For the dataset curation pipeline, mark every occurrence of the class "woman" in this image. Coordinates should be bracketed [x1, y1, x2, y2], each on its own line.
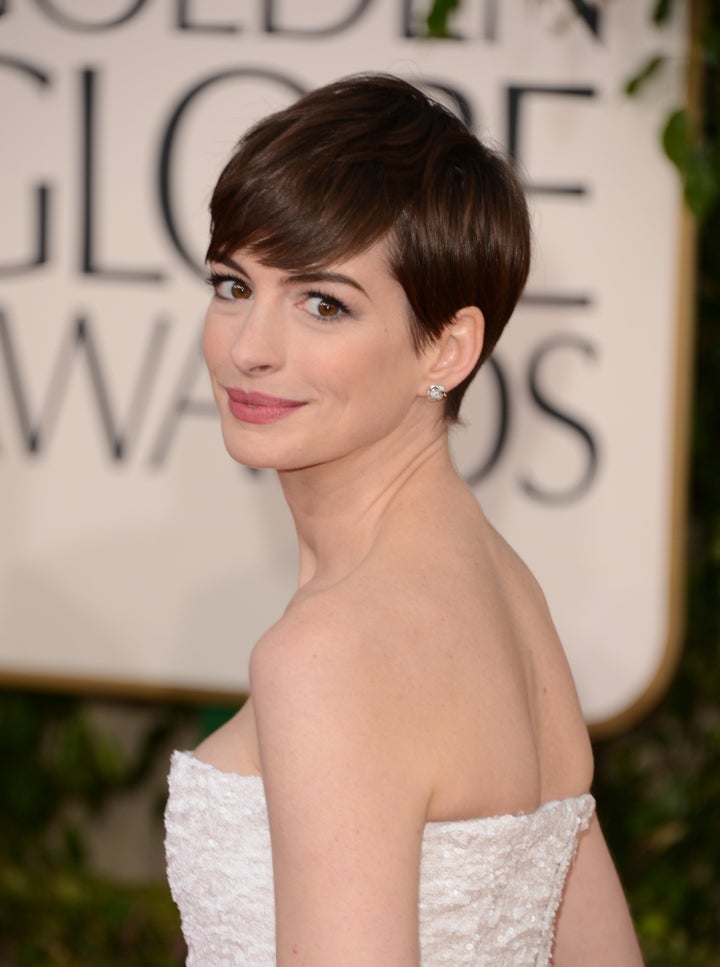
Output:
[165, 74, 643, 966]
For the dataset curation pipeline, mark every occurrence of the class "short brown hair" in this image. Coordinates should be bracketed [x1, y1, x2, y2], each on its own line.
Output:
[207, 74, 530, 421]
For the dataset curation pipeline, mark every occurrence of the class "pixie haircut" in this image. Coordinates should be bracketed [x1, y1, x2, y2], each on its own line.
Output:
[207, 74, 530, 421]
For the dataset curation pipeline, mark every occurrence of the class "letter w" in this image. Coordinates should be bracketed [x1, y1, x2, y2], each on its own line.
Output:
[0, 310, 168, 459]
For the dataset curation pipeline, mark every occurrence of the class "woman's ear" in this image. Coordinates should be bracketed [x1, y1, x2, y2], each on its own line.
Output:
[421, 306, 485, 393]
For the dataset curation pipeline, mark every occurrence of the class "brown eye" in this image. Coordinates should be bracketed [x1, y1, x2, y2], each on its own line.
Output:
[231, 281, 251, 300]
[208, 275, 254, 301]
[317, 299, 339, 317]
[303, 293, 350, 321]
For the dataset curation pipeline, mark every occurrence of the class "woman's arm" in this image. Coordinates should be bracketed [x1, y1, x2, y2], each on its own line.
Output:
[553, 814, 644, 966]
[250, 604, 432, 967]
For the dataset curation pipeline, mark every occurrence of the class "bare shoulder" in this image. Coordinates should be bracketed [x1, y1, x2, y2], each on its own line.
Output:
[248, 590, 431, 966]
[249, 577, 442, 828]
[249, 588, 381, 704]
[249, 585, 420, 745]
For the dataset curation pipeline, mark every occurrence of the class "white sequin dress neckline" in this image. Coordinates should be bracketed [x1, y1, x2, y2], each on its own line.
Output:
[166, 750, 594, 966]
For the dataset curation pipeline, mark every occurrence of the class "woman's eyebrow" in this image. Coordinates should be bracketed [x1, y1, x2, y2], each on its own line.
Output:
[214, 256, 369, 299]
[283, 270, 369, 298]
[217, 255, 247, 274]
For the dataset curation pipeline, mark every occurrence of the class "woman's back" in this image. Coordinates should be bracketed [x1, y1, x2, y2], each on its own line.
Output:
[276, 464, 594, 824]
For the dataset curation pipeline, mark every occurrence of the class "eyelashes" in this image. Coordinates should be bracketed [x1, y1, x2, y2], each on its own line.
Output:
[303, 291, 351, 320]
[206, 272, 352, 321]
[206, 272, 251, 301]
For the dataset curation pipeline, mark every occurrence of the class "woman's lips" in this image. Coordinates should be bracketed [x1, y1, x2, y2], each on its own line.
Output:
[225, 388, 306, 424]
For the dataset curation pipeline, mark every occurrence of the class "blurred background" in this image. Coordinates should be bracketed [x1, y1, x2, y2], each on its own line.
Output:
[1, 1, 718, 964]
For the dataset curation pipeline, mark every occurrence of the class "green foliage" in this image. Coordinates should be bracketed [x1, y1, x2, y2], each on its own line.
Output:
[425, 0, 461, 39]
[615, 1, 720, 222]
[653, 0, 678, 27]
[0, 873, 185, 967]
[624, 54, 668, 96]
[0, 692, 192, 965]
[426, 0, 720, 224]
[663, 108, 719, 220]
[593, 9, 720, 960]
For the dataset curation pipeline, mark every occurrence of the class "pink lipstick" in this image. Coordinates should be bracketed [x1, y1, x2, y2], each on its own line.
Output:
[225, 388, 306, 424]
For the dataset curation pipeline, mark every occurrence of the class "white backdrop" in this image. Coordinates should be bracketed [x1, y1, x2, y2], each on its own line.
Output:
[0, 1, 691, 732]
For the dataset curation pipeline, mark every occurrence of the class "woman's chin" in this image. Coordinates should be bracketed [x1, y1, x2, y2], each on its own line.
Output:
[220, 436, 308, 474]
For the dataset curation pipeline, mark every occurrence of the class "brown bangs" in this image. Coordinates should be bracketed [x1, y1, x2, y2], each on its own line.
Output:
[207, 154, 400, 272]
[206, 77, 433, 271]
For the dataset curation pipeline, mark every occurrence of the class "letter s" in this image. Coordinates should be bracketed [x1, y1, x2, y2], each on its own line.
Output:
[520, 334, 600, 504]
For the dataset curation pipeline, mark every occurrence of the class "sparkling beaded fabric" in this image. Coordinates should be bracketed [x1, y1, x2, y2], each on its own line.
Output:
[165, 751, 594, 966]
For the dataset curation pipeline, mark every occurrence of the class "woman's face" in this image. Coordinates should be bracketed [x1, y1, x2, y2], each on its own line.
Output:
[203, 240, 437, 472]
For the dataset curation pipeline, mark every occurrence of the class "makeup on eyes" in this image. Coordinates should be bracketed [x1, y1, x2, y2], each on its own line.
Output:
[302, 291, 351, 319]
[206, 272, 251, 300]
[206, 269, 353, 320]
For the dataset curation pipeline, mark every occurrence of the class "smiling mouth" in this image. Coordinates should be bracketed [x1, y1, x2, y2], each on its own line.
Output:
[225, 388, 306, 424]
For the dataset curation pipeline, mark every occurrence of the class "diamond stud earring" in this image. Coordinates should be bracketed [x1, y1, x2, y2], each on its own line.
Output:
[426, 384, 447, 402]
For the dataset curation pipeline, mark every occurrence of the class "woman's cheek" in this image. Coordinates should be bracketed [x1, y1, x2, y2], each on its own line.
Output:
[202, 317, 224, 370]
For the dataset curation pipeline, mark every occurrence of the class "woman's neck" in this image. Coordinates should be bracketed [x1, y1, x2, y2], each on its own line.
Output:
[278, 427, 455, 589]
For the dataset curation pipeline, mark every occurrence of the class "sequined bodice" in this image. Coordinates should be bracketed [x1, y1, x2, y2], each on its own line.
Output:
[165, 751, 594, 966]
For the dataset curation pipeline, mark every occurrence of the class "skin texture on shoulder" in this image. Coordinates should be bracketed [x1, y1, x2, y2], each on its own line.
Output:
[250, 598, 431, 967]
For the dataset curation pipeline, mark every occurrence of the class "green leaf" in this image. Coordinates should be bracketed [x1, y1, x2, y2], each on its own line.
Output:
[652, 0, 675, 26]
[426, 0, 461, 38]
[662, 109, 720, 220]
[624, 54, 667, 97]
[662, 108, 693, 167]
[684, 154, 720, 222]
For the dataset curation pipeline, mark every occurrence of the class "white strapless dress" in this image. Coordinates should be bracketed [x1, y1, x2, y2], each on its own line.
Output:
[165, 751, 594, 966]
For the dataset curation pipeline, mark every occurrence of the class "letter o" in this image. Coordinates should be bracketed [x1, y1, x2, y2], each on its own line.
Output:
[31, 0, 150, 30]
[158, 68, 307, 276]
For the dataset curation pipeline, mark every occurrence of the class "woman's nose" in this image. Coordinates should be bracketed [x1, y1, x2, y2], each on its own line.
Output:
[229, 301, 285, 375]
